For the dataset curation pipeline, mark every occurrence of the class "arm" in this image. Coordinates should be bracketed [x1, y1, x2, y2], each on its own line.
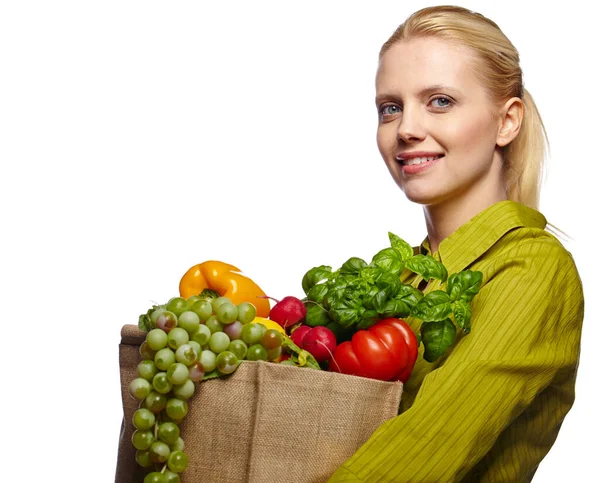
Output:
[329, 243, 584, 482]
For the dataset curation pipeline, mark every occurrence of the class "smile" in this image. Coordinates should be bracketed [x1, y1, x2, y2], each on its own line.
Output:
[397, 155, 444, 166]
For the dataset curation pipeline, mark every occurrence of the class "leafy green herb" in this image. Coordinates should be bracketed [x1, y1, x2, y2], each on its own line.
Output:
[301, 231, 483, 362]
[138, 304, 164, 333]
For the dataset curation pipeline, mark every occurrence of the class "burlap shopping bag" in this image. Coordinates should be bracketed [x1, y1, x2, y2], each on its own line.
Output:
[116, 324, 403, 482]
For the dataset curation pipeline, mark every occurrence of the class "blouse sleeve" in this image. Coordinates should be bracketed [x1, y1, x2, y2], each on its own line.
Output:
[328, 240, 584, 482]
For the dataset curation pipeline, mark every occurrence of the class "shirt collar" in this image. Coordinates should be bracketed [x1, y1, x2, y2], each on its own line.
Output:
[419, 200, 547, 275]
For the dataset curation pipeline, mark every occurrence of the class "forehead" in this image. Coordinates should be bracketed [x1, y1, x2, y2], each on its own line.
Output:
[376, 37, 481, 94]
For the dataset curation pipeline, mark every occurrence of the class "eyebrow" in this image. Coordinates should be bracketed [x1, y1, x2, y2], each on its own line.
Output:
[375, 84, 458, 105]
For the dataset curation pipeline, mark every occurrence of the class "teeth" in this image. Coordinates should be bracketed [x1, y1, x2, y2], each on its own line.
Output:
[399, 155, 442, 166]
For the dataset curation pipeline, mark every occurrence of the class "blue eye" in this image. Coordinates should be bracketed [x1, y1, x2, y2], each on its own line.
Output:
[431, 97, 452, 108]
[380, 104, 401, 117]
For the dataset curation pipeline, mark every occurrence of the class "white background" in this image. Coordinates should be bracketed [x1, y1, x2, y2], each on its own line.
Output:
[1, 1, 597, 481]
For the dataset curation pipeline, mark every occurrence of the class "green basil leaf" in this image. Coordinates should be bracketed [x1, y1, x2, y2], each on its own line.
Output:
[371, 289, 389, 313]
[388, 231, 415, 261]
[405, 254, 448, 282]
[378, 298, 412, 318]
[301, 265, 332, 294]
[452, 299, 472, 333]
[376, 271, 402, 298]
[325, 321, 354, 343]
[359, 266, 384, 284]
[340, 257, 368, 275]
[447, 270, 483, 302]
[330, 306, 361, 328]
[371, 247, 405, 275]
[362, 285, 381, 310]
[421, 319, 456, 362]
[307, 283, 329, 304]
[411, 290, 452, 322]
[356, 309, 379, 329]
[395, 284, 424, 309]
[305, 303, 332, 327]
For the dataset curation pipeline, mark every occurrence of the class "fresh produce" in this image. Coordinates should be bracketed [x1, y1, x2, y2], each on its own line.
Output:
[302, 232, 482, 361]
[178, 261, 271, 317]
[289, 325, 337, 363]
[329, 318, 418, 381]
[262, 295, 306, 329]
[131, 294, 287, 480]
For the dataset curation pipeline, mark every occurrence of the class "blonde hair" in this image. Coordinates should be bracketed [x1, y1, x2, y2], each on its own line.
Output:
[380, 6, 548, 210]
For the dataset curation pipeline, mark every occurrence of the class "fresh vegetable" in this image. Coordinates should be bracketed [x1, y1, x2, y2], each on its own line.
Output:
[329, 318, 417, 382]
[302, 232, 482, 361]
[179, 261, 270, 318]
[263, 295, 306, 329]
[288, 325, 337, 363]
[250, 316, 286, 335]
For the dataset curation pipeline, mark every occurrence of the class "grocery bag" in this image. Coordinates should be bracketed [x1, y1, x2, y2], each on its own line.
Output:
[116, 324, 403, 483]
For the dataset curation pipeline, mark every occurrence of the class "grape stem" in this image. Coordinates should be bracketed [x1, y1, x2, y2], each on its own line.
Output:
[161, 464, 167, 474]
[154, 420, 159, 441]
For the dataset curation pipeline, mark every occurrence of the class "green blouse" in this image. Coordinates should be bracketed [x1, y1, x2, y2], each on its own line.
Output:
[328, 200, 584, 482]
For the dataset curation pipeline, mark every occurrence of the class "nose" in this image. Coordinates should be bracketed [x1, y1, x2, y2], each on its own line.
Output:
[396, 104, 425, 144]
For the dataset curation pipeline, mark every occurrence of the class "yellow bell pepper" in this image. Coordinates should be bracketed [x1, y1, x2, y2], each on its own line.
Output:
[179, 261, 270, 318]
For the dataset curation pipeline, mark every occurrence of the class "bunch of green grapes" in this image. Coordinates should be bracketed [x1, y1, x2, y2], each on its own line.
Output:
[128, 295, 284, 483]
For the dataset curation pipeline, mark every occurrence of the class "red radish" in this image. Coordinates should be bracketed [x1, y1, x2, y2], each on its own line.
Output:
[297, 326, 337, 363]
[290, 325, 312, 347]
[262, 295, 306, 329]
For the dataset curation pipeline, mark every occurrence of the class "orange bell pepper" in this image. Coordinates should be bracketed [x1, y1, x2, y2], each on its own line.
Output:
[179, 261, 270, 318]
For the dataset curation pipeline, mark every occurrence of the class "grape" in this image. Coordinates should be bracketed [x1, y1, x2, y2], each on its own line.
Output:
[132, 408, 155, 430]
[155, 311, 178, 333]
[137, 360, 158, 381]
[236, 302, 257, 324]
[188, 361, 205, 382]
[158, 422, 180, 445]
[260, 329, 283, 350]
[223, 320, 243, 340]
[177, 311, 200, 334]
[147, 328, 168, 351]
[241, 324, 264, 346]
[167, 363, 189, 385]
[132, 429, 154, 450]
[168, 327, 190, 350]
[191, 300, 213, 321]
[152, 372, 173, 394]
[170, 437, 185, 452]
[163, 470, 181, 483]
[188, 340, 201, 356]
[144, 472, 167, 483]
[205, 315, 224, 334]
[150, 308, 166, 326]
[172, 379, 195, 399]
[246, 344, 268, 361]
[129, 378, 152, 400]
[149, 440, 171, 463]
[186, 295, 202, 308]
[216, 302, 238, 324]
[175, 344, 198, 366]
[267, 346, 282, 361]
[154, 348, 176, 371]
[135, 449, 153, 468]
[166, 297, 188, 317]
[190, 325, 211, 345]
[211, 296, 231, 312]
[145, 391, 168, 414]
[166, 398, 188, 420]
[199, 349, 216, 371]
[216, 351, 239, 374]
[228, 339, 248, 360]
[140, 341, 157, 361]
[168, 450, 189, 473]
[209, 332, 231, 353]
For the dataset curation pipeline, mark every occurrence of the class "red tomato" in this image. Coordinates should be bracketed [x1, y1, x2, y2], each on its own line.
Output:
[329, 318, 418, 382]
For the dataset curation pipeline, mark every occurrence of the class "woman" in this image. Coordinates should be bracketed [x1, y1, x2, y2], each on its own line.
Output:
[328, 6, 584, 482]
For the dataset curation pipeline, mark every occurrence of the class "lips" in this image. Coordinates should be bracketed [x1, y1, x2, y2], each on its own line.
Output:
[396, 154, 445, 166]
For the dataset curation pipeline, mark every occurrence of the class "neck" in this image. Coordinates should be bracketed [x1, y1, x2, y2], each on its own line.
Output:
[423, 171, 507, 253]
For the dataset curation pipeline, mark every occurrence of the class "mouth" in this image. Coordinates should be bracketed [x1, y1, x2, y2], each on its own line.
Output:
[396, 154, 445, 166]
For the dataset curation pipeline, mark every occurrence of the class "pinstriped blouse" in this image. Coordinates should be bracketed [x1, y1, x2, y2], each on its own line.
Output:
[328, 200, 584, 482]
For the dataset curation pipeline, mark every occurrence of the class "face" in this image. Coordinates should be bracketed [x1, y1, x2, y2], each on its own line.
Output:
[375, 37, 505, 207]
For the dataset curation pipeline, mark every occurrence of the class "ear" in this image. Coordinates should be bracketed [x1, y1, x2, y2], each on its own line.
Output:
[496, 97, 524, 147]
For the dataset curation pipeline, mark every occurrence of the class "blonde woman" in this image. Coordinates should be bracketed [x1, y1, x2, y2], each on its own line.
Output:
[329, 6, 584, 482]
